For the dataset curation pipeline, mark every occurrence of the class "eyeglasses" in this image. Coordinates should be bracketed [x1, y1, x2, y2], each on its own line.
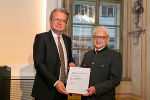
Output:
[93, 36, 108, 40]
[51, 18, 67, 24]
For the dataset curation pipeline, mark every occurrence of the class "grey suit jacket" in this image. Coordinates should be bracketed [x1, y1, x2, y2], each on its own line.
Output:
[81, 47, 122, 100]
[31, 30, 74, 100]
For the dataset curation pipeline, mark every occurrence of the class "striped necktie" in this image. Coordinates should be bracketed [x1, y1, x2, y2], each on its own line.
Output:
[57, 36, 66, 83]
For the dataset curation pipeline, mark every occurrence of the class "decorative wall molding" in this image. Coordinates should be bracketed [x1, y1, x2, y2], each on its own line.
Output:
[128, 0, 146, 45]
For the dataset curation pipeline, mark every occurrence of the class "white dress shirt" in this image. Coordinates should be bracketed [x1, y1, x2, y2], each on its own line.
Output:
[51, 30, 68, 86]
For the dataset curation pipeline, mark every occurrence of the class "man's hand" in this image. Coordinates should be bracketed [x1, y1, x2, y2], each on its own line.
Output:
[55, 81, 69, 95]
[69, 62, 76, 67]
[82, 86, 96, 96]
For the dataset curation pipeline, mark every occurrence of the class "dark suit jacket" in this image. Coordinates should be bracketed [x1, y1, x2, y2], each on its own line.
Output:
[81, 47, 122, 100]
[31, 30, 74, 100]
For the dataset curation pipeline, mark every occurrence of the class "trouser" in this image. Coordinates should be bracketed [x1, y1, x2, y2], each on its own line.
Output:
[35, 92, 67, 100]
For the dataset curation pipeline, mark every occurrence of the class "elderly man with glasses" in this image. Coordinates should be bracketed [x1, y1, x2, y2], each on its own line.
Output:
[81, 26, 122, 100]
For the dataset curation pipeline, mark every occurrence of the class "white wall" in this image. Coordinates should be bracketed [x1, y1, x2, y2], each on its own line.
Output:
[0, 0, 60, 77]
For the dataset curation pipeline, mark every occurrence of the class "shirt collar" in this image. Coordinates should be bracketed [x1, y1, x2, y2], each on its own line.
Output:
[95, 46, 105, 51]
[51, 30, 62, 38]
[94, 46, 108, 54]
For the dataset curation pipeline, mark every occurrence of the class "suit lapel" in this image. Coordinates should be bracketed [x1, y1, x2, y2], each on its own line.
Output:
[47, 30, 60, 58]
[47, 31, 69, 63]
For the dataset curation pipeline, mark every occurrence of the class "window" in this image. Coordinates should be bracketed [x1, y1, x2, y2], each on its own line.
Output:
[69, 0, 122, 65]
[102, 6, 115, 17]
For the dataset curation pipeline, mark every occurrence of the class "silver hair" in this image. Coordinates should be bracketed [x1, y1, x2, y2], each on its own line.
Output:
[93, 26, 109, 36]
[50, 8, 69, 20]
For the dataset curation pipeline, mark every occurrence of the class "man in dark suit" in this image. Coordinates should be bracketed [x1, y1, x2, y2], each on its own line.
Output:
[31, 8, 75, 100]
[81, 26, 122, 100]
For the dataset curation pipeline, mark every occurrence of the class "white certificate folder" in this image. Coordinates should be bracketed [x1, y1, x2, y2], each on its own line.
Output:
[66, 67, 90, 94]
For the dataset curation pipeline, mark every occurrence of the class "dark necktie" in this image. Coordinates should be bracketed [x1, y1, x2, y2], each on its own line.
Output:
[96, 49, 99, 54]
[57, 36, 66, 83]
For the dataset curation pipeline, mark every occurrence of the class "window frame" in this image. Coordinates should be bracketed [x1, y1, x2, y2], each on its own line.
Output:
[67, 0, 123, 66]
